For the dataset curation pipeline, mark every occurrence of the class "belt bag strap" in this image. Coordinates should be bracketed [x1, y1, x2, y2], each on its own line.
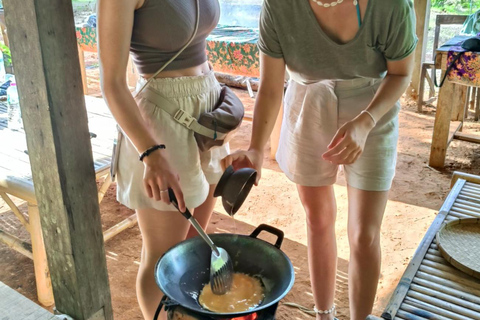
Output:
[142, 87, 228, 140]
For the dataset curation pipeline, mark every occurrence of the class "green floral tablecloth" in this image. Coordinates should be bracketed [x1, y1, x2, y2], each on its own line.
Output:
[75, 25, 260, 78]
[76, 27, 97, 52]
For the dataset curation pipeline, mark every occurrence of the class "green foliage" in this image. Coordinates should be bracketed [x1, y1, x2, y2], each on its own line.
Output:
[432, 0, 479, 14]
[0, 43, 11, 66]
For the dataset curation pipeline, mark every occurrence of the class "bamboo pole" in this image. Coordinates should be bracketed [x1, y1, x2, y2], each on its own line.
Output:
[465, 182, 480, 189]
[28, 203, 54, 306]
[464, 184, 480, 192]
[103, 213, 138, 242]
[0, 228, 33, 259]
[450, 207, 480, 218]
[410, 284, 480, 315]
[451, 172, 480, 187]
[400, 303, 451, 320]
[427, 248, 442, 257]
[424, 253, 447, 264]
[416, 271, 480, 297]
[462, 186, 480, 195]
[452, 201, 480, 211]
[461, 187, 480, 194]
[419, 265, 480, 290]
[448, 211, 472, 219]
[422, 259, 471, 276]
[463, 185, 480, 195]
[413, 276, 480, 305]
[406, 291, 479, 319]
[454, 199, 480, 210]
[458, 193, 480, 203]
[97, 174, 112, 203]
[396, 310, 429, 320]
[0, 191, 30, 232]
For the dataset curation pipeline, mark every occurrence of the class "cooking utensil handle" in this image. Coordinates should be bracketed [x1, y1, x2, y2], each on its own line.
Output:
[188, 217, 221, 256]
[249, 224, 284, 249]
[168, 189, 221, 256]
[168, 188, 192, 219]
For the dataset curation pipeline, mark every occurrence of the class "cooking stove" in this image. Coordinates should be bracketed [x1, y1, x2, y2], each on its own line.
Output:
[163, 296, 278, 320]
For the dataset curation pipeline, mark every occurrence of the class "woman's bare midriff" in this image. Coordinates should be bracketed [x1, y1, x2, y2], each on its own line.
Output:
[141, 61, 211, 79]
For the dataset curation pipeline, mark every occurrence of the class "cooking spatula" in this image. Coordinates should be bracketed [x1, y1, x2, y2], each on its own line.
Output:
[168, 189, 234, 295]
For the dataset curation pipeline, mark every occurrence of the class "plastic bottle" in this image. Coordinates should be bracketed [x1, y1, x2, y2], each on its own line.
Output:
[7, 82, 22, 130]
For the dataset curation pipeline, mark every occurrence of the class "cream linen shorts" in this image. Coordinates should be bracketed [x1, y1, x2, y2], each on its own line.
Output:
[277, 78, 400, 191]
[116, 70, 229, 211]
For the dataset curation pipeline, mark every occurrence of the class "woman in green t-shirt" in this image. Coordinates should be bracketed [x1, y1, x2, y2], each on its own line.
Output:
[223, 0, 417, 319]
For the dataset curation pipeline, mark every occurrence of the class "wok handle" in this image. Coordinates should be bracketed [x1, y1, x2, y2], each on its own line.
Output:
[249, 224, 284, 249]
[153, 296, 167, 320]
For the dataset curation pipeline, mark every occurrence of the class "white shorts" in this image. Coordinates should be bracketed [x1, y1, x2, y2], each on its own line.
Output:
[116, 70, 229, 211]
[277, 78, 400, 191]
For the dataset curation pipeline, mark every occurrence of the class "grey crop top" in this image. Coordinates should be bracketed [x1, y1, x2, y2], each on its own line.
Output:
[130, 0, 220, 74]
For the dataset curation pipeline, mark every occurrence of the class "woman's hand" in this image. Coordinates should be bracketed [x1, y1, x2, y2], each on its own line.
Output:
[322, 112, 375, 165]
[222, 148, 264, 185]
[142, 150, 186, 212]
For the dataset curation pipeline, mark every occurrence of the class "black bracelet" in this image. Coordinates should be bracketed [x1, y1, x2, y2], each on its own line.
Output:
[139, 144, 166, 162]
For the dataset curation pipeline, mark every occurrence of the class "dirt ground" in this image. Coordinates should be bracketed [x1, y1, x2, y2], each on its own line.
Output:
[1, 52, 480, 320]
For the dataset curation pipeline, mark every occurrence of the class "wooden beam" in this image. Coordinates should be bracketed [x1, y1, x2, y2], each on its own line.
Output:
[453, 132, 480, 144]
[4, 0, 113, 319]
[78, 44, 88, 94]
[450, 84, 467, 121]
[451, 172, 480, 187]
[0, 192, 30, 232]
[103, 213, 138, 242]
[0, 228, 33, 259]
[429, 79, 455, 168]
[410, 0, 431, 96]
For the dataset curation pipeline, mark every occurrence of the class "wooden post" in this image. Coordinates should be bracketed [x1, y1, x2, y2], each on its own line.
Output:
[410, 0, 431, 97]
[450, 84, 467, 121]
[78, 44, 88, 94]
[4, 1, 113, 319]
[429, 80, 454, 168]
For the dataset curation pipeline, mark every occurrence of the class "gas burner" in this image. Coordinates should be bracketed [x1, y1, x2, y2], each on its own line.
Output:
[164, 296, 278, 320]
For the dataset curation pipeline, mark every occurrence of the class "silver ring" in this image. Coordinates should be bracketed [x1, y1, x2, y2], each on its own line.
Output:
[160, 189, 168, 193]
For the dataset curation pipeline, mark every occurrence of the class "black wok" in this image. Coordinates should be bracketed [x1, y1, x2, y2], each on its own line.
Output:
[154, 224, 295, 319]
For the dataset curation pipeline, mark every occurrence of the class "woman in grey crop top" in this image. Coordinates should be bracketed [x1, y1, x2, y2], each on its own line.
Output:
[224, 0, 417, 319]
[97, 1, 227, 319]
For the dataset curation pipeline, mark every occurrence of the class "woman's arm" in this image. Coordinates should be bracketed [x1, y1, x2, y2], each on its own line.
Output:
[223, 53, 285, 183]
[250, 53, 286, 151]
[98, 0, 154, 153]
[97, 0, 185, 210]
[322, 54, 415, 164]
[364, 54, 415, 126]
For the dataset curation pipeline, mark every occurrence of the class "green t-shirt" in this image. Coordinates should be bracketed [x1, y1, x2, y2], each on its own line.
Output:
[257, 0, 418, 84]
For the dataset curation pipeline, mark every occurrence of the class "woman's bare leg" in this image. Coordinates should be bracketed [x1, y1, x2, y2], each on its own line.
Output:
[297, 185, 337, 320]
[136, 208, 191, 320]
[347, 185, 388, 320]
[186, 185, 217, 239]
